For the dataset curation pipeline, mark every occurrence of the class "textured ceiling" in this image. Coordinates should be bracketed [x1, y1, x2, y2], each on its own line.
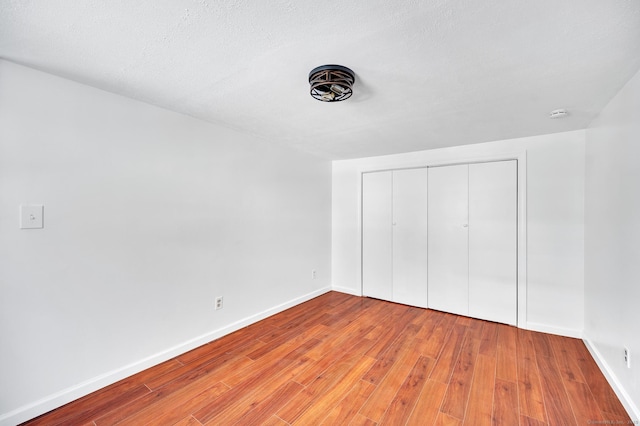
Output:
[1, 0, 639, 159]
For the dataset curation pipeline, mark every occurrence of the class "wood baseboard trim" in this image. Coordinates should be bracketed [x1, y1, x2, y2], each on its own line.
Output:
[0, 287, 332, 426]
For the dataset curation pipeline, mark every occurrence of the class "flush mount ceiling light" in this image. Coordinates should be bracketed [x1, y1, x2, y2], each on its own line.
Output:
[309, 65, 355, 102]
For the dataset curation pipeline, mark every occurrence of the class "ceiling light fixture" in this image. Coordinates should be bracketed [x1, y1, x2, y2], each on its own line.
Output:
[309, 65, 355, 102]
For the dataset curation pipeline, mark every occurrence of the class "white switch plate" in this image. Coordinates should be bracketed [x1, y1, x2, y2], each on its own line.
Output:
[20, 205, 44, 229]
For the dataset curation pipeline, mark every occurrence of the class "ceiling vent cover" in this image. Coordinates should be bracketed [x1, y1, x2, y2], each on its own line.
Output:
[309, 65, 355, 102]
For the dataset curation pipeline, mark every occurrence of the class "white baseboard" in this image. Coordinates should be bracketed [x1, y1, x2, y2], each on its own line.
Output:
[0, 287, 331, 426]
[583, 338, 640, 422]
[525, 321, 583, 339]
[331, 285, 362, 296]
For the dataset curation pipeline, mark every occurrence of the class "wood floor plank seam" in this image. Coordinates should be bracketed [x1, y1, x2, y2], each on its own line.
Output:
[378, 355, 436, 425]
[460, 349, 494, 424]
[320, 379, 376, 426]
[516, 329, 548, 423]
[439, 326, 481, 421]
[492, 324, 522, 425]
[549, 352, 581, 426]
[430, 323, 467, 385]
[427, 317, 455, 362]
[530, 346, 549, 425]
[512, 330, 523, 426]
[193, 339, 322, 424]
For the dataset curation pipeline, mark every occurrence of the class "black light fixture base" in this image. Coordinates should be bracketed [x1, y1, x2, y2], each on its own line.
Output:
[309, 65, 355, 102]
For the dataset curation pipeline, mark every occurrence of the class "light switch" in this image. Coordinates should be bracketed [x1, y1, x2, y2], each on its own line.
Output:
[20, 205, 44, 229]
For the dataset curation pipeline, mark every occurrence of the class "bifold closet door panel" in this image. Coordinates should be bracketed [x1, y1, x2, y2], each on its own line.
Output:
[427, 164, 469, 316]
[362, 171, 393, 300]
[392, 168, 428, 308]
[468, 161, 517, 325]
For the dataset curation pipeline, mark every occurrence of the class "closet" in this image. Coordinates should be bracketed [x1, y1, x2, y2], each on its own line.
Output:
[428, 160, 517, 325]
[362, 160, 517, 325]
[362, 168, 428, 308]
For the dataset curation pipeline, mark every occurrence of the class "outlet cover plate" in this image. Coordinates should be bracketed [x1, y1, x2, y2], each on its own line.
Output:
[625, 347, 631, 368]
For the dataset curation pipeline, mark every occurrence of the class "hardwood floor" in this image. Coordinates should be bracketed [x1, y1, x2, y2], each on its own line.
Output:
[23, 292, 630, 425]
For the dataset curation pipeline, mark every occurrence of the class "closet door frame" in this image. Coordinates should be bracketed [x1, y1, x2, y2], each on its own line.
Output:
[360, 150, 527, 328]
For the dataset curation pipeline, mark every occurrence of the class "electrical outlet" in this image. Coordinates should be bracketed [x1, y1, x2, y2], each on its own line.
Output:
[20, 204, 44, 229]
[312, 269, 317, 280]
[215, 296, 223, 310]
[624, 347, 631, 368]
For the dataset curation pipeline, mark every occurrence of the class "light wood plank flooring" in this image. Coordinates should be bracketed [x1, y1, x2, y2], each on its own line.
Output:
[23, 292, 630, 425]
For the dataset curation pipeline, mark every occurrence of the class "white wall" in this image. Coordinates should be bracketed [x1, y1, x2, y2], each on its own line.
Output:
[584, 68, 640, 420]
[0, 60, 332, 425]
[332, 130, 585, 336]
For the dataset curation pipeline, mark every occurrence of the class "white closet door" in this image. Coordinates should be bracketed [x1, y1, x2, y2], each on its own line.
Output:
[392, 168, 428, 308]
[428, 164, 469, 316]
[468, 161, 517, 325]
[362, 171, 393, 300]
